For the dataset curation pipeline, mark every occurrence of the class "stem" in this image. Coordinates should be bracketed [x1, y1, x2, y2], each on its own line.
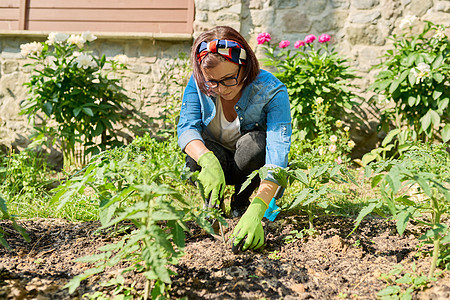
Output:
[143, 196, 153, 299]
[429, 237, 440, 278]
[308, 203, 314, 230]
[428, 194, 442, 278]
[144, 280, 150, 300]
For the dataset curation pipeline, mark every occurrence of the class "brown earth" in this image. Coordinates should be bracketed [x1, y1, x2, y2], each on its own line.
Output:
[0, 214, 449, 299]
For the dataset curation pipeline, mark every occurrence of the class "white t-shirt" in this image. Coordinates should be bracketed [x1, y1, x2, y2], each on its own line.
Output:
[205, 97, 242, 151]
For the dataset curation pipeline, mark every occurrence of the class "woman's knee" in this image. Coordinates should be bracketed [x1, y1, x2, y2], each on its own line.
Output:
[235, 131, 266, 171]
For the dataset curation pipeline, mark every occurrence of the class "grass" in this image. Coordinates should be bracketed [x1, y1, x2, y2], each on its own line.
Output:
[1, 148, 379, 225]
[5, 193, 99, 222]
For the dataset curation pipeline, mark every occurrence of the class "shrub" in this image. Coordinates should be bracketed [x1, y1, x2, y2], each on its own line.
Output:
[369, 19, 449, 152]
[20, 32, 133, 170]
[257, 32, 360, 141]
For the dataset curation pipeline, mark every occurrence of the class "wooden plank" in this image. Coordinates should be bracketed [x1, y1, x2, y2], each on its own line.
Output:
[28, 8, 189, 22]
[0, 20, 19, 29]
[0, 0, 20, 8]
[27, 21, 191, 33]
[0, 8, 20, 20]
[28, 0, 189, 9]
[186, 0, 194, 34]
[18, 0, 27, 29]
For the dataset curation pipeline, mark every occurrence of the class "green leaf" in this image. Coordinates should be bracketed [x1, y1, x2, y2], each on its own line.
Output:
[12, 220, 30, 242]
[73, 107, 82, 117]
[442, 124, 450, 143]
[377, 285, 401, 296]
[0, 233, 12, 251]
[421, 110, 432, 131]
[385, 173, 401, 194]
[362, 152, 378, 166]
[64, 266, 105, 294]
[433, 72, 443, 83]
[396, 273, 412, 284]
[92, 123, 104, 136]
[408, 96, 416, 106]
[430, 109, 440, 126]
[82, 107, 94, 117]
[43, 102, 53, 116]
[389, 79, 401, 94]
[349, 200, 380, 236]
[408, 71, 416, 86]
[151, 210, 180, 221]
[438, 98, 449, 112]
[371, 79, 391, 91]
[294, 170, 309, 185]
[377, 70, 394, 79]
[170, 221, 186, 249]
[432, 89, 443, 100]
[0, 194, 8, 217]
[371, 174, 384, 188]
[290, 188, 310, 209]
[395, 209, 411, 235]
[432, 53, 443, 69]
[382, 129, 401, 147]
[415, 176, 432, 198]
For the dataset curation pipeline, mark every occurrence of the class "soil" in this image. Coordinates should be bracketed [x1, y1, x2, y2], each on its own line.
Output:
[0, 214, 449, 300]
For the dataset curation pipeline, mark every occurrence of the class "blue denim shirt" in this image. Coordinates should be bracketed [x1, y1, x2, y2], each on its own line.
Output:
[177, 69, 292, 184]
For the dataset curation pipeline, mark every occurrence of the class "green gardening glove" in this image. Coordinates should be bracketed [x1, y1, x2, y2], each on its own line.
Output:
[230, 197, 268, 253]
[197, 151, 226, 208]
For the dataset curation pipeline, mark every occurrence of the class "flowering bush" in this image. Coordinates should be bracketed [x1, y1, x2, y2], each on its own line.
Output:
[20, 32, 132, 169]
[257, 32, 359, 142]
[369, 19, 450, 149]
[288, 94, 355, 166]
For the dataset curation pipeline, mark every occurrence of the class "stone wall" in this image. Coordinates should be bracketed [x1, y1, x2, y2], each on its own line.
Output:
[194, 0, 449, 155]
[0, 33, 192, 152]
[195, 0, 449, 88]
[0, 0, 449, 158]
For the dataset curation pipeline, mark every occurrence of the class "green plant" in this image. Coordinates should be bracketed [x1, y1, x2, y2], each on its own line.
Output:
[0, 147, 53, 202]
[289, 98, 356, 165]
[369, 19, 449, 156]
[337, 292, 348, 299]
[257, 32, 360, 141]
[354, 143, 449, 278]
[377, 263, 435, 299]
[245, 162, 356, 230]
[53, 134, 223, 298]
[20, 32, 133, 170]
[150, 53, 192, 138]
[0, 193, 30, 250]
[268, 250, 282, 260]
[283, 228, 317, 244]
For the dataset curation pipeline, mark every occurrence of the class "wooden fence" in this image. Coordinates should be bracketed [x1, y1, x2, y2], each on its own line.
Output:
[0, 0, 194, 34]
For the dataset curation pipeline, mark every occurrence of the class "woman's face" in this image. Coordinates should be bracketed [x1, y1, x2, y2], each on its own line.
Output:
[201, 61, 244, 102]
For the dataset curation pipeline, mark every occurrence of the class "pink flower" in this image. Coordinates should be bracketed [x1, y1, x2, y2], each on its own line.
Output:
[318, 34, 331, 43]
[257, 32, 271, 44]
[294, 40, 305, 48]
[278, 40, 290, 48]
[335, 156, 343, 165]
[304, 34, 316, 43]
[328, 144, 337, 153]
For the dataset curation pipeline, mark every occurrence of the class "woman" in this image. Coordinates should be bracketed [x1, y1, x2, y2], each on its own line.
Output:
[177, 26, 291, 252]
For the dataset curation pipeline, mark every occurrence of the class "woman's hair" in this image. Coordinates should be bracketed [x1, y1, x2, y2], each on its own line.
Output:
[191, 26, 260, 94]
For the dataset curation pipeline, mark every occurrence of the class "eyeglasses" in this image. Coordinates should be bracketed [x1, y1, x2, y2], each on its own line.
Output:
[205, 65, 241, 89]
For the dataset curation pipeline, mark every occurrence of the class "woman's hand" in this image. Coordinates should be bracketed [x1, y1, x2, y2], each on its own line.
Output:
[230, 197, 268, 253]
[197, 151, 226, 208]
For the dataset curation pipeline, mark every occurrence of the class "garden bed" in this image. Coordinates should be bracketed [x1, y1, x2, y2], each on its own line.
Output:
[0, 214, 448, 299]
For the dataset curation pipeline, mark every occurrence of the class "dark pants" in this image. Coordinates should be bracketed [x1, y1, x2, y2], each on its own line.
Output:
[186, 131, 266, 209]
